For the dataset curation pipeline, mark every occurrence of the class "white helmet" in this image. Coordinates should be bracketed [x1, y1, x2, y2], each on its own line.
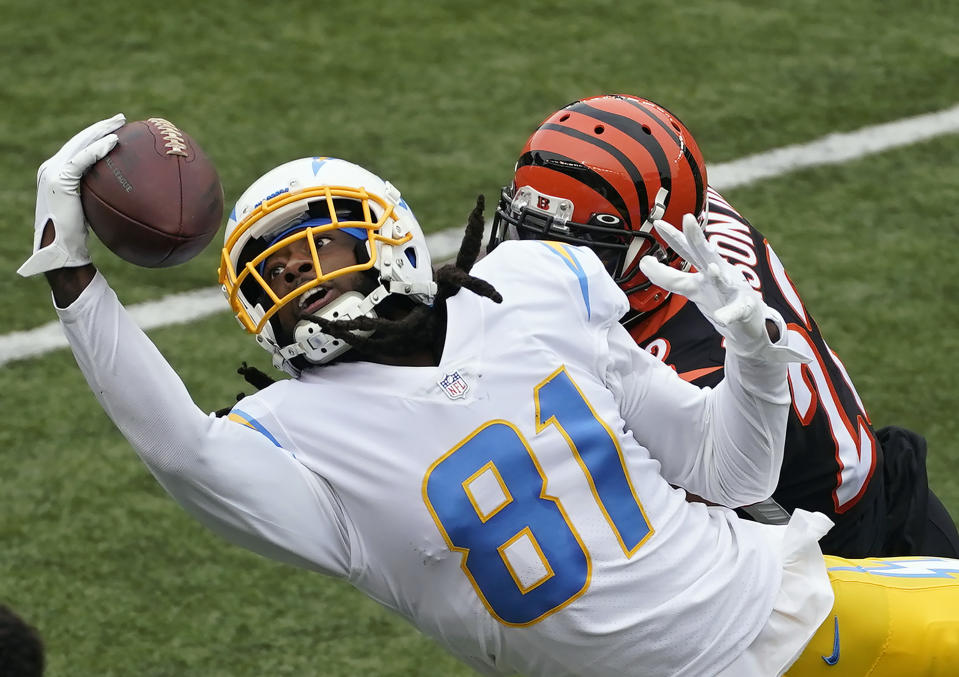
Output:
[218, 157, 436, 375]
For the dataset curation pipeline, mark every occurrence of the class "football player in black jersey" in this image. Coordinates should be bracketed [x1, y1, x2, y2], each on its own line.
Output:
[488, 93, 959, 558]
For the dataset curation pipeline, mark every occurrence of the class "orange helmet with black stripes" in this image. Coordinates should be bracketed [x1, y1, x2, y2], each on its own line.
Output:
[488, 94, 708, 318]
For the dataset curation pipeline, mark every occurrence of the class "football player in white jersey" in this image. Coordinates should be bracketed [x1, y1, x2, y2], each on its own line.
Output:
[19, 115, 959, 676]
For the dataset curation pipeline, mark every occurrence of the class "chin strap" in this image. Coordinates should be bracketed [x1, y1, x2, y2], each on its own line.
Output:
[277, 288, 382, 371]
[213, 361, 278, 417]
[387, 278, 438, 298]
[623, 187, 669, 274]
[273, 277, 439, 374]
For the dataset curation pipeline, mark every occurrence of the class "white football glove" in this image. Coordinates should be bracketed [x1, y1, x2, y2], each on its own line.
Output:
[17, 113, 125, 277]
[639, 213, 810, 363]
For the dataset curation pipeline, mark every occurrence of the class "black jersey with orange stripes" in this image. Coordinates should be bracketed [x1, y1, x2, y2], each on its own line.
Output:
[626, 187, 885, 557]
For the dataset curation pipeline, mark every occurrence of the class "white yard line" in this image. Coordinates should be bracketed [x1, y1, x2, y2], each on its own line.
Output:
[707, 104, 959, 189]
[5, 103, 959, 367]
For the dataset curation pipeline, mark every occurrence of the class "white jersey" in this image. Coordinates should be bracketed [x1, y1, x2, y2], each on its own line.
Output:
[56, 240, 833, 676]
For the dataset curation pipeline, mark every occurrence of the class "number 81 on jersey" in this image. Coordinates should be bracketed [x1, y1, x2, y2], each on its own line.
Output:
[423, 367, 652, 626]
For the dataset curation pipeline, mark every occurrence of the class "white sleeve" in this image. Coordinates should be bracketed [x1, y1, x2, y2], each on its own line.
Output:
[604, 321, 790, 507]
[55, 272, 351, 576]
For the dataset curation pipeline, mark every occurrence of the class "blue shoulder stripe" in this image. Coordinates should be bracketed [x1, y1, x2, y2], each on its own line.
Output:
[538, 241, 591, 320]
[228, 409, 284, 449]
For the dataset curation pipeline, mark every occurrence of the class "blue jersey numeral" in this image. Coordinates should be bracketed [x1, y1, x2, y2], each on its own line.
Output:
[536, 367, 651, 555]
[423, 367, 652, 625]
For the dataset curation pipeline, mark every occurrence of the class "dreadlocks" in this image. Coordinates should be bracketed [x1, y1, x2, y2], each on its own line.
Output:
[216, 195, 500, 416]
[306, 194, 501, 357]
[213, 361, 278, 417]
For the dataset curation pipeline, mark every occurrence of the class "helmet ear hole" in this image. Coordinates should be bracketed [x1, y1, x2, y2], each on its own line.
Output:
[592, 214, 621, 227]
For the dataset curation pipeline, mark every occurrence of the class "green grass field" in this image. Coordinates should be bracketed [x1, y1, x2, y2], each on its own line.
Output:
[2, 0, 959, 674]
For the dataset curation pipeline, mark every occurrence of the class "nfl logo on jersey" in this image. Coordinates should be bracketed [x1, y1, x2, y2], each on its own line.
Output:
[438, 371, 469, 400]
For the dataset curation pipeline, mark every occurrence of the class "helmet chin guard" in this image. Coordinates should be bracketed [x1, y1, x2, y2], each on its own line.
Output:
[283, 290, 376, 369]
[219, 157, 436, 376]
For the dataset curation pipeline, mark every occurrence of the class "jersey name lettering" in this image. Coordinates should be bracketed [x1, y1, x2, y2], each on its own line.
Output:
[703, 190, 762, 290]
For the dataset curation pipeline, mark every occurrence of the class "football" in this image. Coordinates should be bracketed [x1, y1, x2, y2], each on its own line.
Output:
[80, 117, 225, 268]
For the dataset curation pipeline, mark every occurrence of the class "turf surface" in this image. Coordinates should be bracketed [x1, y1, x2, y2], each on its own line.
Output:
[2, 1, 958, 674]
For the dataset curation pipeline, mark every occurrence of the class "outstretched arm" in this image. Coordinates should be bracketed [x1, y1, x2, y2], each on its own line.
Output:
[20, 117, 351, 576]
[608, 321, 793, 506]
[612, 214, 811, 506]
[54, 272, 350, 575]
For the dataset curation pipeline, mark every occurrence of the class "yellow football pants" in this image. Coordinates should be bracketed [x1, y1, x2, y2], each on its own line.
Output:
[786, 556, 959, 676]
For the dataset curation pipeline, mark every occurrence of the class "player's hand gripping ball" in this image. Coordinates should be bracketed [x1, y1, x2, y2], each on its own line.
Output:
[80, 118, 224, 267]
